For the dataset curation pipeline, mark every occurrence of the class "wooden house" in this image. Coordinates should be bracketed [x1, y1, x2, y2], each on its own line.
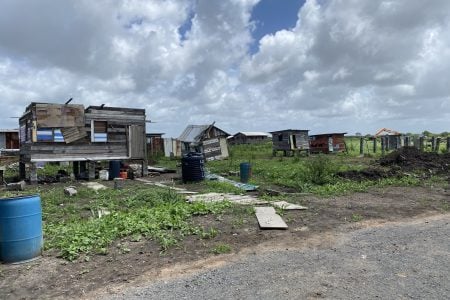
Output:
[19, 102, 147, 182]
[178, 124, 230, 160]
[0, 129, 19, 156]
[309, 133, 347, 154]
[270, 129, 310, 156]
[229, 132, 271, 145]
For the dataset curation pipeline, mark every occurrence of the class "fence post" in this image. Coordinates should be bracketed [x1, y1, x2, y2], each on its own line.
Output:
[373, 138, 377, 153]
[431, 137, 436, 152]
[404, 136, 409, 147]
[381, 137, 385, 155]
[419, 136, 424, 152]
[447, 137, 450, 153]
[359, 138, 364, 155]
[435, 137, 441, 153]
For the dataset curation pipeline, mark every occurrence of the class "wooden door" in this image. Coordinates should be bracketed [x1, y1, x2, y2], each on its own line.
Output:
[128, 125, 145, 159]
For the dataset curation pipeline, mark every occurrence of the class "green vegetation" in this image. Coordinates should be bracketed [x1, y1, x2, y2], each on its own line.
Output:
[27, 185, 232, 261]
[210, 243, 232, 254]
[351, 213, 363, 222]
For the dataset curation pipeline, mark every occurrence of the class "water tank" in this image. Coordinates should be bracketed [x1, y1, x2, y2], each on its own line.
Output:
[181, 153, 205, 183]
[0, 194, 43, 263]
[240, 162, 252, 183]
[109, 160, 121, 180]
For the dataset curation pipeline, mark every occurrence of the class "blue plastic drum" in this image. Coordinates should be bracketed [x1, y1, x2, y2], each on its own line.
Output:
[0, 194, 43, 263]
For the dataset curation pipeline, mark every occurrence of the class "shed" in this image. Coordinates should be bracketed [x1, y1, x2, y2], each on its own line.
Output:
[229, 132, 271, 145]
[0, 129, 19, 156]
[178, 124, 230, 160]
[270, 129, 310, 156]
[309, 133, 347, 154]
[146, 133, 165, 158]
[19, 102, 148, 182]
[374, 128, 401, 150]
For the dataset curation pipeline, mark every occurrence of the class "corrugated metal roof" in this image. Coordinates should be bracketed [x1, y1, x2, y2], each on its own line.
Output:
[236, 132, 271, 137]
[178, 125, 210, 143]
[269, 129, 309, 134]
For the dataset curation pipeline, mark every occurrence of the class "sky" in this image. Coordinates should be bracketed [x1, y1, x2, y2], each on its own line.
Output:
[0, 0, 449, 137]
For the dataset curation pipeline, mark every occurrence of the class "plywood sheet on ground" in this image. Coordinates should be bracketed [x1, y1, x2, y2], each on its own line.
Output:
[272, 201, 308, 210]
[255, 206, 288, 229]
[186, 192, 268, 205]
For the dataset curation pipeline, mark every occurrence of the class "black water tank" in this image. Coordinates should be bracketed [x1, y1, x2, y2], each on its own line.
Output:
[181, 152, 205, 183]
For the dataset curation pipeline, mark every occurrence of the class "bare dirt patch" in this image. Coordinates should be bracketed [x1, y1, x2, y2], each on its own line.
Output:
[1, 184, 449, 300]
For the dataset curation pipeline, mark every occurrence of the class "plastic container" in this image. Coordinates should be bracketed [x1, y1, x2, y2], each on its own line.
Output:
[240, 162, 252, 183]
[0, 194, 43, 263]
[181, 152, 205, 183]
[99, 170, 109, 181]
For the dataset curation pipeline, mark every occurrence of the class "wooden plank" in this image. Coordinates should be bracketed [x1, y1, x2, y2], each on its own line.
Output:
[61, 127, 87, 143]
[255, 207, 288, 229]
[35, 104, 85, 127]
[272, 201, 308, 210]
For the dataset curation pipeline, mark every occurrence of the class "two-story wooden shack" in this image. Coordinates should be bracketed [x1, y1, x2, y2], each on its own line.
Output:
[309, 133, 347, 154]
[270, 129, 310, 156]
[19, 102, 147, 182]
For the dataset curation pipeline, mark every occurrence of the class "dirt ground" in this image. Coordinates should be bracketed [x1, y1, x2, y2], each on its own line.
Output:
[1, 182, 449, 299]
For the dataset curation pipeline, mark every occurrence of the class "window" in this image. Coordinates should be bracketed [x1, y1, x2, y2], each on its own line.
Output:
[278, 134, 283, 142]
[91, 121, 107, 142]
[36, 128, 65, 142]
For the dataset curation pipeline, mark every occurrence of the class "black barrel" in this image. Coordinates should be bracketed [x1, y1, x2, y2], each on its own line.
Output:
[181, 152, 205, 183]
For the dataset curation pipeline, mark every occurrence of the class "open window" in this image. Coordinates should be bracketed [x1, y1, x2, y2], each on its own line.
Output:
[91, 121, 107, 142]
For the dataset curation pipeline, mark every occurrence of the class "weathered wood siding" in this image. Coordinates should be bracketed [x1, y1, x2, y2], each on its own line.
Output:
[271, 130, 309, 151]
[20, 103, 147, 163]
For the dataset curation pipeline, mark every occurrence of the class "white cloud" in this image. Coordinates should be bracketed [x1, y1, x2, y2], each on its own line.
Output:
[0, 0, 449, 135]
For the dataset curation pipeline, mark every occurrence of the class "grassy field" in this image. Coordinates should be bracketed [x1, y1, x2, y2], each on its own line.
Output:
[1, 139, 447, 261]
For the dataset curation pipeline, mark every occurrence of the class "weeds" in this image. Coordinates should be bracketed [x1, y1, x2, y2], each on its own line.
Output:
[210, 243, 232, 254]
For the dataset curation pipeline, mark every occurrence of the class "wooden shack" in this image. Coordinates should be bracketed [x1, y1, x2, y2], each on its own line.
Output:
[19, 102, 147, 182]
[229, 132, 271, 145]
[309, 133, 347, 154]
[270, 129, 309, 156]
[146, 133, 165, 158]
[178, 124, 230, 160]
[0, 129, 19, 156]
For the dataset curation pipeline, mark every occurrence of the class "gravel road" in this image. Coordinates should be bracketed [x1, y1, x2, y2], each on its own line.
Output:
[110, 215, 450, 300]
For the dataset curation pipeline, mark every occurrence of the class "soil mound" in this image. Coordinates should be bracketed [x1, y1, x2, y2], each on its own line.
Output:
[336, 168, 394, 181]
[379, 146, 450, 174]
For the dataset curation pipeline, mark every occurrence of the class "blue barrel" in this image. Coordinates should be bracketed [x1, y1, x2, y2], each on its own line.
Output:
[0, 194, 43, 263]
[240, 162, 252, 183]
[109, 160, 121, 180]
[182, 153, 205, 183]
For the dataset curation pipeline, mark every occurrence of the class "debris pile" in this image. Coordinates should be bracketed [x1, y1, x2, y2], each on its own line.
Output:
[379, 146, 450, 174]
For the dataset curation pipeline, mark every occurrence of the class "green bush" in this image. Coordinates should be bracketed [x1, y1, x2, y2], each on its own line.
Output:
[304, 154, 336, 185]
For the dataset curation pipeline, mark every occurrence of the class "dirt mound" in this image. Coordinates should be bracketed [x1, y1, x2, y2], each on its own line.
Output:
[336, 168, 396, 181]
[379, 146, 450, 174]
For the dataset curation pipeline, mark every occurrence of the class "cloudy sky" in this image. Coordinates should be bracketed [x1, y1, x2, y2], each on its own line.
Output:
[0, 0, 449, 137]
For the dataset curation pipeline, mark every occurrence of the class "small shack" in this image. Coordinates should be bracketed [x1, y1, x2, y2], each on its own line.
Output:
[229, 132, 271, 145]
[19, 102, 148, 182]
[309, 133, 347, 154]
[270, 129, 310, 156]
[178, 124, 230, 160]
[374, 128, 401, 150]
[0, 129, 19, 156]
[146, 133, 165, 158]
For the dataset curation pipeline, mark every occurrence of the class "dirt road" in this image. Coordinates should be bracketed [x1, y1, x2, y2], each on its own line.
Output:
[107, 214, 450, 300]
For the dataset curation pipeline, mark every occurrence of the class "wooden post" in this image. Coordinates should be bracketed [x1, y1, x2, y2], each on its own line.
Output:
[142, 159, 148, 177]
[359, 138, 364, 155]
[435, 138, 441, 153]
[19, 162, 26, 180]
[404, 136, 409, 147]
[30, 163, 38, 184]
[73, 161, 80, 179]
[381, 137, 385, 155]
[88, 161, 96, 180]
[419, 137, 424, 152]
[431, 137, 436, 152]
[447, 137, 450, 153]
[373, 138, 377, 153]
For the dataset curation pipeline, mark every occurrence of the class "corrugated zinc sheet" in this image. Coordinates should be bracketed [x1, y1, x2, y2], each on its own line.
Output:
[178, 125, 209, 143]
